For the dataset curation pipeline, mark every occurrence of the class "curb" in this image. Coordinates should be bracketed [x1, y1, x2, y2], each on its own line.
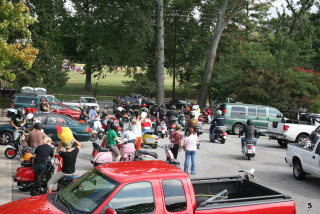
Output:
[0, 146, 12, 205]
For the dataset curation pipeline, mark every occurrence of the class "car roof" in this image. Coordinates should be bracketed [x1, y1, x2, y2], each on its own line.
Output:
[97, 160, 187, 183]
[223, 103, 276, 109]
[80, 97, 96, 99]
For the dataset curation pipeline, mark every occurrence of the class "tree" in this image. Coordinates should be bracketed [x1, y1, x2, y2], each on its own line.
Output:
[0, 0, 38, 81]
[12, 0, 69, 89]
[197, 0, 245, 109]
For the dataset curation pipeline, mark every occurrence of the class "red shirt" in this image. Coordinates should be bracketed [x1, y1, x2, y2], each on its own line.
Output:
[169, 130, 182, 145]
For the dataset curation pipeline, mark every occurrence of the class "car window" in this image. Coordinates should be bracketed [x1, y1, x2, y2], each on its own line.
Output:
[162, 179, 187, 212]
[315, 143, 320, 155]
[15, 97, 38, 103]
[47, 116, 68, 125]
[269, 108, 281, 118]
[104, 182, 155, 214]
[55, 104, 66, 110]
[231, 106, 246, 119]
[34, 116, 46, 124]
[257, 107, 267, 117]
[81, 98, 96, 103]
[248, 107, 256, 117]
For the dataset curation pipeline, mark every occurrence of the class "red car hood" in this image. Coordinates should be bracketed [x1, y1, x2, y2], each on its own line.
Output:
[0, 194, 62, 213]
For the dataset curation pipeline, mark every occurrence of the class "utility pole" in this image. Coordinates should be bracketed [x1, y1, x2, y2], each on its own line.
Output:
[156, 0, 165, 106]
[172, 9, 177, 101]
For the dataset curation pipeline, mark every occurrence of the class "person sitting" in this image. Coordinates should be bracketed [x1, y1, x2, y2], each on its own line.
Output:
[239, 119, 257, 148]
[11, 108, 26, 140]
[33, 137, 54, 187]
[47, 126, 81, 193]
[106, 123, 124, 162]
[210, 110, 225, 142]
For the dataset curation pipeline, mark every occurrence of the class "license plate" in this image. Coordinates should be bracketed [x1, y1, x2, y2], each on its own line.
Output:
[247, 149, 253, 153]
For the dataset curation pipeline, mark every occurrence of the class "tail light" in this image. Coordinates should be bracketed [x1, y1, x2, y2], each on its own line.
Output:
[222, 132, 227, 136]
[85, 127, 91, 132]
[283, 125, 289, 131]
[31, 108, 36, 113]
[102, 124, 106, 129]
[25, 107, 30, 112]
[248, 145, 253, 149]
[161, 127, 165, 130]
[223, 109, 226, 114]
[11, 104, 14, 108]
[170, 124, 175, 128]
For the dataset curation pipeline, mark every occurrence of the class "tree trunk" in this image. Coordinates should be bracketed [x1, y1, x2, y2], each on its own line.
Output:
[197, 0, 229, 110]
[84, 64, 92, 92]
[156, 0, 165, 106]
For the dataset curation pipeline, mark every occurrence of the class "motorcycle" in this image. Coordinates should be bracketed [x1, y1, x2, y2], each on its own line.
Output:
[160, 144, 180, 168]
[177, 112, 187, 128]
[209, 125, 227, 144]
[242, 140, 256, 160]
[142, 132, 159, 149]
[29, 155, 79, 196]
[155, 120, 168, 138]
[168, 116, 178, 132]
[4, 128, 26, 159]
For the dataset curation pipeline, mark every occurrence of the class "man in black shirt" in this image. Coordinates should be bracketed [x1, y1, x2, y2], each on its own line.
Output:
[33, 137, 54, 186]
[47, 138, 81, 193]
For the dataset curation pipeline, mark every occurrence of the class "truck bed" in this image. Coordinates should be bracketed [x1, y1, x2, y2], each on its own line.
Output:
[192, 176, 293, 209]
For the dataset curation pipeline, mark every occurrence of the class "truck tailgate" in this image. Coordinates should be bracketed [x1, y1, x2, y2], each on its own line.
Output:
[267, 121, 284, 135]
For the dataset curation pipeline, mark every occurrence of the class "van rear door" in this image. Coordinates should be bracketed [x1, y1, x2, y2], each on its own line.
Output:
[256, 106, 268, 130]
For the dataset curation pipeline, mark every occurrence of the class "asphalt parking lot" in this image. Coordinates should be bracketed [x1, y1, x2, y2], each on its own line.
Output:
[6, 122, 319, 214]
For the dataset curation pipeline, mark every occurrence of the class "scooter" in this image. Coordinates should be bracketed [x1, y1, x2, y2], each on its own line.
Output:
[160, 144, 180, 168]
[142, 132, 159, 149]
[155, 120, 168, 138]
[119, 139, 136, 161]
[209, 126, 227, 144]
[168, 116, 178, 132]
[178, 112, 187, 128]
[4, 128, 26, 159]
[242, 140, 256, 160]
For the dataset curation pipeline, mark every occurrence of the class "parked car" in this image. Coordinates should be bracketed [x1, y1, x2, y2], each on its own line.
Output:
[165, 99, 189, 109]
[0, 113, 90, 144]
[0, 160, 296, 213]
[11, 93, 39, 109]
[113, 96, 140, 113]
[266, 112, 320, 147]
[50, 102, 81, 120]
[63, 97, 99, 110]
[216, 103, 283, 134]
[131, 93, 156, 107]
[285, 140, 320, 180]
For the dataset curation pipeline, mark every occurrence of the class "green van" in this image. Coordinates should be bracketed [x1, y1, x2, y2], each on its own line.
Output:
[216, 103, 282, 134]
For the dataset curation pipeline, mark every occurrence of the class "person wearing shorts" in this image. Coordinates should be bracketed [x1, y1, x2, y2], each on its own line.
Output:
[106, 123, 124, 161]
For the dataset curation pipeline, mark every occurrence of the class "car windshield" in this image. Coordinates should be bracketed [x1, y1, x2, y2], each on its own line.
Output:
[58, 169, 119, 213]
[15, 97, 38, 103]
[81, 98, 96, 103]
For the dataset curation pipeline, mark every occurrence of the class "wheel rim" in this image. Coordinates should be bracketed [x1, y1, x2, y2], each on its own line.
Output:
[7, 149, 15, 157]
[298, 136, 307, 144]
[0, 133, 10, 144]
[293, 164, 300, 176]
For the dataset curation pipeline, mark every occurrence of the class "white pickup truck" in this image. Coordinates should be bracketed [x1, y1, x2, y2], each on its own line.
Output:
[266, 113, 320, 147]
[285, 141, 320, 180]
[63, 97, 99, 110]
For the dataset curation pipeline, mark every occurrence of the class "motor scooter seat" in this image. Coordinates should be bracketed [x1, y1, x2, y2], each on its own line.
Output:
[137, 150, 158, 159]
[99, 147, 112, 152]
[144, 132, 154, 135]
[21, 162, 33, 167]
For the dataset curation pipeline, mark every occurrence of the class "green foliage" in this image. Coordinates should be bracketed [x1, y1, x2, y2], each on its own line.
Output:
[122, 72, 157, 98]
[0, 0, 38, 81]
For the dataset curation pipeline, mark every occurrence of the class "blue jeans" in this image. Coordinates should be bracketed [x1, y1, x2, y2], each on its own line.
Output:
[241, 137, 257, 148]
[33, 164, 47, 186]
[184, 150, 196, 174]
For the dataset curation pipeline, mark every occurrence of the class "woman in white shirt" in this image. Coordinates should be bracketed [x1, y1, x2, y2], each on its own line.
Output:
[183, 127, 198, 175]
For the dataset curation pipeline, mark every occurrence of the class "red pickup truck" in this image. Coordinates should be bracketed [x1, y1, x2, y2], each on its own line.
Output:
[0, 161, 296, 214]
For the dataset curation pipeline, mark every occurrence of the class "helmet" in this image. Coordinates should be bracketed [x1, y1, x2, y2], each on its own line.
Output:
[188, 118, 198, 128]
[104, 105, 109, 109]
[247, 119, 253, 125]
[170, 105, 176, 110]
[189, 111, 195, 118]
[141, 111, 147, 119]
[97, 131, 104, 140]
[26, 113, 34, 120]
[216, 110, 222, 116]
[192, 105, 197, 110]
[17, 108, 24, 116]
[23, 152, 33, 163]
[142, 103, 147, 108]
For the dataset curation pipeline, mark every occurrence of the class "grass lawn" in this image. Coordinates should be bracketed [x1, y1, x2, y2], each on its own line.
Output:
[50, 71, 184, 99]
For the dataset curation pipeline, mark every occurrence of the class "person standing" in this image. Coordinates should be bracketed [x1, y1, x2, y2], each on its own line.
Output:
[169, 124, 183, 159]
[131, 111, 142, 150]
[88, 106, 98, 128]
[47, 134, 81, 193]
[24, 123, 47, 151]
[33, 137, 54, 187]
[11, 108, 26, 140]
[183, 127, 199, 175]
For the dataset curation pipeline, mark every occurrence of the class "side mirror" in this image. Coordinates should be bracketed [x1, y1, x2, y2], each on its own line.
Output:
[104, 208, 116, 214]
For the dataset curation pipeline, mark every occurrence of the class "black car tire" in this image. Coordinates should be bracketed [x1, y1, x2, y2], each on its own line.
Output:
[232, 123, 243, 135]
[277, 139, 288, 147]
[293, 160, 306, 180]
[0, 132, 13, 145]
